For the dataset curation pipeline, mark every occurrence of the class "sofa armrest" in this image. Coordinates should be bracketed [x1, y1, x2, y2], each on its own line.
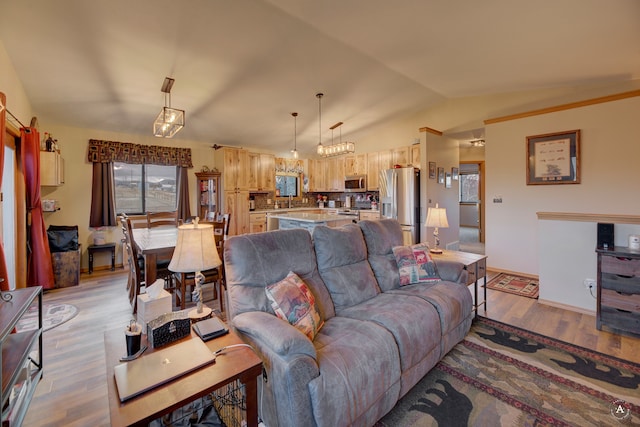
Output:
[232, 311, 317, 360]
[434, 259, 468, 284]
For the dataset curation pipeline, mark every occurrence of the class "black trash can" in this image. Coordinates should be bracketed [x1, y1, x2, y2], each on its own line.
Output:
[47, 225, 81, 288]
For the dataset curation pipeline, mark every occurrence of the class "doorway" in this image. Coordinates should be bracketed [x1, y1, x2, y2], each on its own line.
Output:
[459, 161, 484, 254]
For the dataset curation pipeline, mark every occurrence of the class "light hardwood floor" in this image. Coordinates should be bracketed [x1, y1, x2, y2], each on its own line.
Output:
[20, 268, 640, 427]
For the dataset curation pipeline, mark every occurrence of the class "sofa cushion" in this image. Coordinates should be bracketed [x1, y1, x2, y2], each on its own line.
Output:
[359, 219, 404, 291]
[312, 224, 381, 312]
[308, 316, 401, 427]
[225, 228, 336, 321]
[265, 271, 324, 340]
[392, 243, 440, 286]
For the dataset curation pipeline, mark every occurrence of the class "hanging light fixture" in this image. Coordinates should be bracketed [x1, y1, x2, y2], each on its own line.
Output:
[321, 121, 356, 157]
[153, 77, 185, 138]
[316, 92, 324, 155]
[291, 112, 299, 159]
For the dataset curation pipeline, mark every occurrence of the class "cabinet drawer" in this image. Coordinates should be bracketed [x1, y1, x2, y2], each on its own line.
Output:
[600, 306, 640, 334]
[601, 255, 640, 276]
[601, 288, 640, 312]
[601, 272, 640, 294]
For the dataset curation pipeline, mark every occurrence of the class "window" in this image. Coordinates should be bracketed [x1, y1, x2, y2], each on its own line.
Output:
[114, 162, 177, 214]
[459, 171, 479, 203]
[275, 173, 299, 197]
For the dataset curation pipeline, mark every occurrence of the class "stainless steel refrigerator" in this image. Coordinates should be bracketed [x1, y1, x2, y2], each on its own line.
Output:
[379, 167, 420, 244]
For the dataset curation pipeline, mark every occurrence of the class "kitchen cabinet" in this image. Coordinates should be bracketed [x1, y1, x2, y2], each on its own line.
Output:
[222, 147, 250, 235]
[392, 146, 410, 167]
[359, 210, 381, 221]
[596, 247, 640, 337]
[249, 212, 267, 234]
[344, 154, 367, 176]
[325, 157, 345, 192]
[411, 144, 421, 168]
[1, 287, 43, 427]
[195, 171, 221, 219]
[378, 149, 392, 172]
[40, 151, 64, 186]
[248, 153, 275, 193]
[366, 152, 380, 191]
[307, 159, 326, 192]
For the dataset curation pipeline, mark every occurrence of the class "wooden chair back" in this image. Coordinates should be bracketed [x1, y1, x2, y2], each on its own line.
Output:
[123, 214, 148, 229]
[146, 211, 178, 228]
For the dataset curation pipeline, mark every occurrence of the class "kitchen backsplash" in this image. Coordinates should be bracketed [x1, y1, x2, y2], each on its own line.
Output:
[251, 191, 379, 211]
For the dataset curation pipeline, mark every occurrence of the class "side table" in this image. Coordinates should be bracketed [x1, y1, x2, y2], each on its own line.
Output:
[431, 249, 487, 318]
[105, 328, 262, 427]
[88, 243, 116, 273]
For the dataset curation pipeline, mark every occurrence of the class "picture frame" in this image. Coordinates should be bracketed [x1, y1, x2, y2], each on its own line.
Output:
[445, 173, 452, 188]
[428, 162, 436, 179]
[526, 130, 580, 185]
[451, 167, 459, 180]
[437, 167, 445, 184]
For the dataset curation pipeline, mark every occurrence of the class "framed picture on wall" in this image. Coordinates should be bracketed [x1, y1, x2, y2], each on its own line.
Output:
[526, 129, 580, 185]
[428, 162, 436, 179]
[451, 167, 459, 180]
[445, 173, 452, 188]
[437, 167, 445, 184]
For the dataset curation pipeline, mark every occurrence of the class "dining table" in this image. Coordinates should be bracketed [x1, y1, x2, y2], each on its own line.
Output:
[131, 226, 178, 285]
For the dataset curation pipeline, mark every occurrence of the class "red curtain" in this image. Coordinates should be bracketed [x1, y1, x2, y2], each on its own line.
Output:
[21, 127, 55, 289]
[0, 93, 9, 291]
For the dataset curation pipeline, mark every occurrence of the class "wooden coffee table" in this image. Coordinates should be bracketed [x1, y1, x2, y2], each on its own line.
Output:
[105, 328, 262, 427]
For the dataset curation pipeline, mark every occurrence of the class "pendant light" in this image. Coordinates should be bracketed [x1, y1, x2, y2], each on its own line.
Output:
[316, 92, 324, 155]
[153, 77, 185, 138]
[291, 112, 299, 159]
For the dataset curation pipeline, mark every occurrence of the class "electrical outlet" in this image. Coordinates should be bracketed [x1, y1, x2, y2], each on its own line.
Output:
[583, 279, 596, 289]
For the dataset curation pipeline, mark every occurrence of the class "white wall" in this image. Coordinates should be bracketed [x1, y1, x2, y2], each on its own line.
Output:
[486, 96, 640, 310]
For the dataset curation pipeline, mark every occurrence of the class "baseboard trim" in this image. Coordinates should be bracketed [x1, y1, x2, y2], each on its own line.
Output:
[537, 298, 596, 317]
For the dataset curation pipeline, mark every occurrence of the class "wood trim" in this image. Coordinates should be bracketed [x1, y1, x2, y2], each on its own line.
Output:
[484, 89, 640, 125]
[6, 121, 20, 138]
[419, 126, 443, 136]
[537, 212, 640, 224]
[537, 298, 596, 316]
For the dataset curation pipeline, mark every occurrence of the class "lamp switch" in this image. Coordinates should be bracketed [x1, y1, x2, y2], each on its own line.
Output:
[493, 196, 502, 203]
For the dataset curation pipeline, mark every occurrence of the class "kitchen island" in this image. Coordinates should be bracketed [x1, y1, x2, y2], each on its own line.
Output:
[268, 212, 354, 233]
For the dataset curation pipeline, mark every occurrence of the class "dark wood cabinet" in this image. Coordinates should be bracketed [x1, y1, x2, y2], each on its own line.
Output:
[1, 287, 43, 426]
[596, 247, 640, 337]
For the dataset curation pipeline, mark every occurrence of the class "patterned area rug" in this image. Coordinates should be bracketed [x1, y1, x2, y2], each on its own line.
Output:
[375, 317, 640, 426]
[15, 303, 79, 332]
[487, 272, 539, 298]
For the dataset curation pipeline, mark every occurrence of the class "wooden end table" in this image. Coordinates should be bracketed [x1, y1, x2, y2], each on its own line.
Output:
[105, 328, 262, 427]
[431, 249, 487, 318]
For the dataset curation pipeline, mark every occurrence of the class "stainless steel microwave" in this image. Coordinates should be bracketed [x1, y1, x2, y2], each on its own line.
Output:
[344, 175, 366, 192]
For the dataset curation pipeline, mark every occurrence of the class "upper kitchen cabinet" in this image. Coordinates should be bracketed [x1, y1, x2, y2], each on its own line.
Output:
[411, 144, 421, 168]
[378, 149, 392, 172]
[40, 151, 64, 186]
[392, 146, 410, 167]
[248, 153, 275, 192]
[325, 157, 345, 192]
[344, 154, 367, 176]
[367, 152, 380, 190]
[307, 159, 325, 192]
[222, 147, 249, 192]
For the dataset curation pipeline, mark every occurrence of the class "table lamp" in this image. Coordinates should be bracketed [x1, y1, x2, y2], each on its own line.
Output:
[426, 203, 449, 254]
[169, 218, 221, 321]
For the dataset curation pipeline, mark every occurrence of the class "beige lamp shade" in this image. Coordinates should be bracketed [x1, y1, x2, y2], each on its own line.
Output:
[169, 223, 221, 273]
[426, 205, 449, 229]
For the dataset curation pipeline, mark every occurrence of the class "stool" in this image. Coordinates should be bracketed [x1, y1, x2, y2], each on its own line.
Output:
[88, 243, 116, 273]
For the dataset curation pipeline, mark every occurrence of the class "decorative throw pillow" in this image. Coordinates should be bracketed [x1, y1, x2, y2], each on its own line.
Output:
[392, 243, 440, 286]
[265, 271, 324, 340]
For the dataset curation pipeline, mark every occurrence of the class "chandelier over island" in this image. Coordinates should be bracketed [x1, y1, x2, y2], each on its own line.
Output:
[314, 92, 355, 157]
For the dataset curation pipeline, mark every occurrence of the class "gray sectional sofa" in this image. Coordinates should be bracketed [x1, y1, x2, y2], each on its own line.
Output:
[224, 219, 473, 427]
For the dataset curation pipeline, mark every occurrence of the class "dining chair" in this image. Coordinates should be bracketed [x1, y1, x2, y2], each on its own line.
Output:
[123, 213, 149, 229]
[146, 211, 179, 228]
[174, 220, 226, 310]
[122, 217, 174, 313]
[217, 213, 231, 239]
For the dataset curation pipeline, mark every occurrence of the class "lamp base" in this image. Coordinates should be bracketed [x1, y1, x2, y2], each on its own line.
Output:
[188, 305, 212, 323]
[429, 248, 443, 254]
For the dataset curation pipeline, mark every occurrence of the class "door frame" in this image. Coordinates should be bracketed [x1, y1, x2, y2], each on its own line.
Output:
[459, 161, 485, 243]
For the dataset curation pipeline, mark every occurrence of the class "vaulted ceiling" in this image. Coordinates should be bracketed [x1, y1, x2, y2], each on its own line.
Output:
[1, 0, 638, 155]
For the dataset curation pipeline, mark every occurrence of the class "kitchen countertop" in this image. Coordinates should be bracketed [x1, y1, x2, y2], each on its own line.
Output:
[253, 207, 379, 214]
[267, 212, 349, 223]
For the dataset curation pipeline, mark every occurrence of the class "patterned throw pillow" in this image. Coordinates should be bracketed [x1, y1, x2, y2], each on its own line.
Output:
[265, 271, 324, 340]
[392, 243, 440, 286]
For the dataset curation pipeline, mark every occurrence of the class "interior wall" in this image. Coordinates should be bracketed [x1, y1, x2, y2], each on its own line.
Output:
[485, 96, 640, 308]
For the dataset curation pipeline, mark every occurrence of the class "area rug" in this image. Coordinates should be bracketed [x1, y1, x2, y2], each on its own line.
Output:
[486, 272, 539, 299]
[375, 317, 640, 426]
[15, 303, 79, 332]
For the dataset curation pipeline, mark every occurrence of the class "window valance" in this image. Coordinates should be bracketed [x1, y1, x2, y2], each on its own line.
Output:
[87, 139, 193, 167]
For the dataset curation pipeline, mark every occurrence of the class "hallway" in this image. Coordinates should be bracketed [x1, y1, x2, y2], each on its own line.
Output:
[459, 226, 484, 254]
